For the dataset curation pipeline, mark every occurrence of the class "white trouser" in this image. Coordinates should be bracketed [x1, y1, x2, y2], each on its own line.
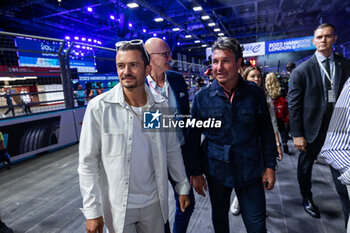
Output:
[124, 201, 164, 233]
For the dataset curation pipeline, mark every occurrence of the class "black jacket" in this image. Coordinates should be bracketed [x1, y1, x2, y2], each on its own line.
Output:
[288, 53, 350, 143]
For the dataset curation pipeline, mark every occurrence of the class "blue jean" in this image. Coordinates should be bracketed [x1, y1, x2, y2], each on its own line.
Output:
[206, 175, 266, 233]
[0, 150, 11, 164]
[165, 175, 195, 233]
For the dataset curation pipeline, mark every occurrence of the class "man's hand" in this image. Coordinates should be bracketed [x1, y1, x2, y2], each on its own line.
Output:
[86, 216, 104, 233]
[178, 195, 190, 212]
[277, 145, 283, 161]
[262, 168, 275, 190]
[191, 175, 207, 197]
[294, 136, 307, 151]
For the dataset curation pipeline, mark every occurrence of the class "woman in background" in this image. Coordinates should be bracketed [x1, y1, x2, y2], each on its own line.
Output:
[230, 66, 282, 216]
[244, 67, 283, 159]
[265, 72, 290, 154]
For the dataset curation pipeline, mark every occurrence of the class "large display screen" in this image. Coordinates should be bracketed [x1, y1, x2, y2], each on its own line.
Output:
[15, 38, 96, 72]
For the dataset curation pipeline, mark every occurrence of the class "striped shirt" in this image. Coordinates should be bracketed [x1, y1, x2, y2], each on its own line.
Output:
[320, 77, 350, 184]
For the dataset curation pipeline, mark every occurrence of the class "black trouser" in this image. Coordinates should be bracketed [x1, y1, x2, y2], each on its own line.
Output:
[4, 105, 15, 116]
[23, 103, 31, 114]
[206, 175, 266, 233]
[165, 143, 195, 233]
[330, 167, 350, 226]
[298, 110, 350, 224]
[277, 118, 288, 144]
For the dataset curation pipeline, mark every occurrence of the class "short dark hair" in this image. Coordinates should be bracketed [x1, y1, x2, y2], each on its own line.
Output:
[315, 23, 336, 34]
[286, 62, 296, 72]
[117, 43, 150, 67]
[212, 37, 243, 62]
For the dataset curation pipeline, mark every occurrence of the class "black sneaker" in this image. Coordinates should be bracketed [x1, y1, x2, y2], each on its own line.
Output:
[0, 220, 14, 233]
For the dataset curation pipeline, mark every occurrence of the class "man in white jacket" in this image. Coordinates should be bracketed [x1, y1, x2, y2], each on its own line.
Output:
[78, 40, 190, 233]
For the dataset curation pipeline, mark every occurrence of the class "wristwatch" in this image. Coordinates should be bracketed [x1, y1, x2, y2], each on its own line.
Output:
[276, 142, 281, 146]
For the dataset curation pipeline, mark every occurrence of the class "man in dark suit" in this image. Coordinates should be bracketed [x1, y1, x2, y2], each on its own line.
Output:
[288, 23, 350, 221]
[145, 37, 194, 233]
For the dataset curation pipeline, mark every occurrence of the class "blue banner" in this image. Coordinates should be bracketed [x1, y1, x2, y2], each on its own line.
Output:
[78, 74, 119, 82]
[266, 36, 315, 54]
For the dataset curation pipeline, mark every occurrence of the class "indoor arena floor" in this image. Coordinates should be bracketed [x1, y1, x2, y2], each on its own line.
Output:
[0, 141, 346, 233]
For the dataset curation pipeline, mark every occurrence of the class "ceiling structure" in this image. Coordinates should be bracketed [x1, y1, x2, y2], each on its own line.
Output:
[1, 0, 350, 58]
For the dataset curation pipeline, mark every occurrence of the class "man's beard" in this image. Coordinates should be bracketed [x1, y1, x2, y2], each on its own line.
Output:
[121, 74, 138, 89]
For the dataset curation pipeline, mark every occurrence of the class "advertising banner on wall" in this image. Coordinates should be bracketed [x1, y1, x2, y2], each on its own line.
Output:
[265, 36, 315, 54]
[243, 42, 265, 57]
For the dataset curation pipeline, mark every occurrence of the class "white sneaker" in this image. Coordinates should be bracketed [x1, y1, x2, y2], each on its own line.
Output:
[2, 114, 6, 118]
[230, 196, 240, 215]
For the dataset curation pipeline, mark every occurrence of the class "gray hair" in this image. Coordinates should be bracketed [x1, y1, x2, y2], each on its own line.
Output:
[212, 37, 243, 62]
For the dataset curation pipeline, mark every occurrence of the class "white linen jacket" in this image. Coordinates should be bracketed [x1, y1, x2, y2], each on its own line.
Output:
[78, 83, 190, 233]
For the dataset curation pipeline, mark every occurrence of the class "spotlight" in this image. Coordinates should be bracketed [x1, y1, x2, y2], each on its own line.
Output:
[127, 3, 139, 8]
[154, 17, 164, 22]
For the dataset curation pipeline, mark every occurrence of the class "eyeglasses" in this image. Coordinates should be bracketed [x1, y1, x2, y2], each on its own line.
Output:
[115, 39, 149, 61]
[149, 50, 172, 58]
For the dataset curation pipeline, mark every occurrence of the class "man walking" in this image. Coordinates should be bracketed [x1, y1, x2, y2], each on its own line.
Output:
[2, 88, 15, 117]
[78, 40, 190, 233]
[145, 37, 195, 233]
[188, 36, 277, 233]
[288, 23, 350, 220]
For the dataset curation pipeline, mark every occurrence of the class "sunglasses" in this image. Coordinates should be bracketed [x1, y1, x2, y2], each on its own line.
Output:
[115, 39, 149, 61]
[149, 50, 172, 58]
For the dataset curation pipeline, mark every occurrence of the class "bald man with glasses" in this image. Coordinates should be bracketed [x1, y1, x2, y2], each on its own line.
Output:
[145, 38, 195, 233]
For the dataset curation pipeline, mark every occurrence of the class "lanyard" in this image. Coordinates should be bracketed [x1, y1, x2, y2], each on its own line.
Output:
[147, 77, 169, 98]
[223, 89, 236, 104]
[316, 56, 335, 88]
